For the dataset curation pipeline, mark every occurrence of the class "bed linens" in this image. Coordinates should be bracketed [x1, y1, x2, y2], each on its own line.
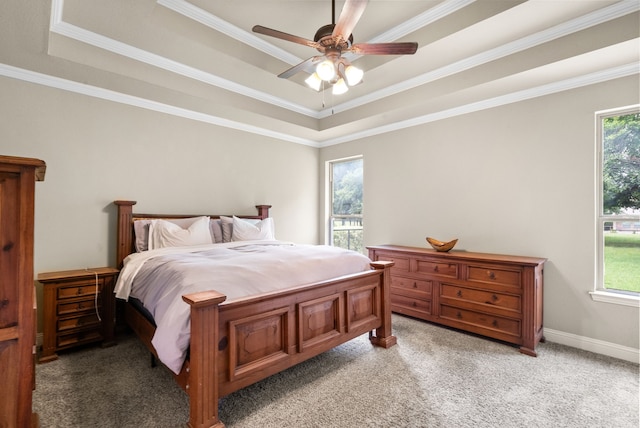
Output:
[114, 241, 372, 373]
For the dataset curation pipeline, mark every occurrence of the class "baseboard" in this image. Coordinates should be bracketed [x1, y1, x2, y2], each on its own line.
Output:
[544, 328, 639, 364]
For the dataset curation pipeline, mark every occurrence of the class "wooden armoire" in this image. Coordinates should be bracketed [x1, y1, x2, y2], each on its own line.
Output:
[0, 155, 46, 427]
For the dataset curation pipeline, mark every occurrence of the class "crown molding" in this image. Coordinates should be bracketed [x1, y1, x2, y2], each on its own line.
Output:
[2, 61, 636, 149]
[0, 63, 319, 147]
[317, 62, 640, 147]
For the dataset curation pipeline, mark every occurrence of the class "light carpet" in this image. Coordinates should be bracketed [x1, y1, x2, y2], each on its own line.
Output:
[33, 314, 639, 427]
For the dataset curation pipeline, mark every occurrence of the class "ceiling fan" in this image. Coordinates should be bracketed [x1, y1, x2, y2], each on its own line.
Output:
[252, 0, 418, 94]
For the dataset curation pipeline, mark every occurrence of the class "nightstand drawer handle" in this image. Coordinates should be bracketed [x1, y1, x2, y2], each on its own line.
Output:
[76, 288, 83, 295]
[487, 271, 496, 280]
[456, 290, 462, 297]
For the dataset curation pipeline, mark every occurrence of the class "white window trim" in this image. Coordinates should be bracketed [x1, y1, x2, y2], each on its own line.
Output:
[592, 104, 640, 307]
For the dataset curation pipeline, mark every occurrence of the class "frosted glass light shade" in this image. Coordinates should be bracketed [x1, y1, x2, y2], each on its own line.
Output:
[316, 59, 336, 81]
[305, 73, 322, 91]
[345, 65, 364, 86]
[332, 78, 349, 95]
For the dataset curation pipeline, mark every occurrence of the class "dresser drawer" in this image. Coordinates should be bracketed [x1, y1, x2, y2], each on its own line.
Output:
[414, 258, 458, 279]
[373, 252, 411, 274]
[57, 314, 101, 332]
[440, 284, 521, 314]
[391, 275, 432, 297]
[391, 294, 432, 316]
[439, 305, 521, 338]
[466, 264, 521, 289]
[57, 299, 99, 317]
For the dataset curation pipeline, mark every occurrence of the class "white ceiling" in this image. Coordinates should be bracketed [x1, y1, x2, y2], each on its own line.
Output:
[41, 0, 640, 147]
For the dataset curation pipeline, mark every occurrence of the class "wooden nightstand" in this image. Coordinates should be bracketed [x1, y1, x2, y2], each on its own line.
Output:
[38, 267, 119, 363]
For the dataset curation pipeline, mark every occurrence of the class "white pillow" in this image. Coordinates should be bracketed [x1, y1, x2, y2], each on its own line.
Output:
[231, 216, 275, 241]
[148, 216, 212, 250]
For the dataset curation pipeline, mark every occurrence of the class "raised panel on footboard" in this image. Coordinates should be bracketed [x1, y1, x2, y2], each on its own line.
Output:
[297, 293, 343, 352]
[228, 307, 290, 381]
[346, 282, 380, 333]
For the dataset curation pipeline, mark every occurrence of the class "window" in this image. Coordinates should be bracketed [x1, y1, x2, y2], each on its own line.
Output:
[594, 106, 640, 304]
[328, 157, 363, 253]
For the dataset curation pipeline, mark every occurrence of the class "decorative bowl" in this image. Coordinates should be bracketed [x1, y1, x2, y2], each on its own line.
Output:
[426, 237, 458, 252]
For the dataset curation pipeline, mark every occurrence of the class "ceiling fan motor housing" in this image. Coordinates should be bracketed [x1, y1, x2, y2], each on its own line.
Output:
[314, 24, 353, 51]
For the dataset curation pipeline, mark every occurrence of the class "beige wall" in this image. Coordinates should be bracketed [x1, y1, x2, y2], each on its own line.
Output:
[320, 75, 640, 353]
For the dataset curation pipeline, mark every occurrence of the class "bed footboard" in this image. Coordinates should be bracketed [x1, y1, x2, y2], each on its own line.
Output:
[181, 261, 395, 428]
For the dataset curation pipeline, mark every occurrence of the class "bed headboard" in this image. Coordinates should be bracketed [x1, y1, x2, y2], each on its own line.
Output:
[113, 200, 271, 268]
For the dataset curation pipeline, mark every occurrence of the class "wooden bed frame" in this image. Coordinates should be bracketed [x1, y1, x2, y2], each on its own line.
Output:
[113, 200, 396, 428]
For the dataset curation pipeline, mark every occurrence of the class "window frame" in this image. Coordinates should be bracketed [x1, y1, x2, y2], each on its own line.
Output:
[591, 105, 640, 307]
[327, 155, 364, 253]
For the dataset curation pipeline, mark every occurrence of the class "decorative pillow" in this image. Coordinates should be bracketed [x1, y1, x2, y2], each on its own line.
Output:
[220, 216, 234, 243]
[148, 216, 212, 250]
[210, 219, 223, 243]
[231, 216, 275, 241]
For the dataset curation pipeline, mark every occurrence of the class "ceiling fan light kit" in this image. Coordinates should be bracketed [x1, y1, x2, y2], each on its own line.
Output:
[252, 0, 417, 96]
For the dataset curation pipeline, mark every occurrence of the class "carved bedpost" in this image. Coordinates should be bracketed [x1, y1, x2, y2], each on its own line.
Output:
[182, 291, 227, 428]
[369, 261, 397, 349]
[114, 200, 136, 268]
[255, 204, 272, 219]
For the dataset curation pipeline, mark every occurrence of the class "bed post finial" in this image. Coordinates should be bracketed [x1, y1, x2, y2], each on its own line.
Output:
[114, 200, 137, 268]
[255, 204, 272, 219]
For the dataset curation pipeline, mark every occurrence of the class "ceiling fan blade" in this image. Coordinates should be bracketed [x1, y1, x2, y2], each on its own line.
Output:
[252, 25, 322, 50]
[349, 42, 418, 55]
[277, 57, 321, 79]
[332, 0, 368, 42]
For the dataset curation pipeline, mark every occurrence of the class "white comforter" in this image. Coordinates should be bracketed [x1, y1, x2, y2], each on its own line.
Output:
[114, 241, 372, 373]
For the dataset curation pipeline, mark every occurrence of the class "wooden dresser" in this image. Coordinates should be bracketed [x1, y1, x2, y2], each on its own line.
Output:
[38, 267, 119, 362]
[0, 155, 45, 427]
[368, 245, 546, 356]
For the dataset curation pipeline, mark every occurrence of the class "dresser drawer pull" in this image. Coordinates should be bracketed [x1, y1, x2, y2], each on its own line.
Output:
[456, 311, 462, 319]
[492, 320, 498, 327]
[433, 266, 439, 272]
[491, 294, 498, 302]
[412, 301, 417, 307]
[77, 288, 83, 295]
[413, 282, 418, 288]
[487, 271, 496, 280]
[456, 290, 462, 297]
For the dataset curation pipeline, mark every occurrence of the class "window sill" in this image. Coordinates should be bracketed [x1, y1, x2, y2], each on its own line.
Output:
[590, 290, 640, 307]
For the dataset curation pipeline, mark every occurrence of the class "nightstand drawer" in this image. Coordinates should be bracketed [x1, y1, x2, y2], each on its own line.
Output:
[57, 314, 101, 332]
[57, 282, 100, 300]
[57, 329, 103, 349]
[57, 299, 98, 317]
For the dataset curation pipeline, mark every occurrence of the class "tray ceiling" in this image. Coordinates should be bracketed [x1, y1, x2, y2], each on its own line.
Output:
[39, 0, 640, 147]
